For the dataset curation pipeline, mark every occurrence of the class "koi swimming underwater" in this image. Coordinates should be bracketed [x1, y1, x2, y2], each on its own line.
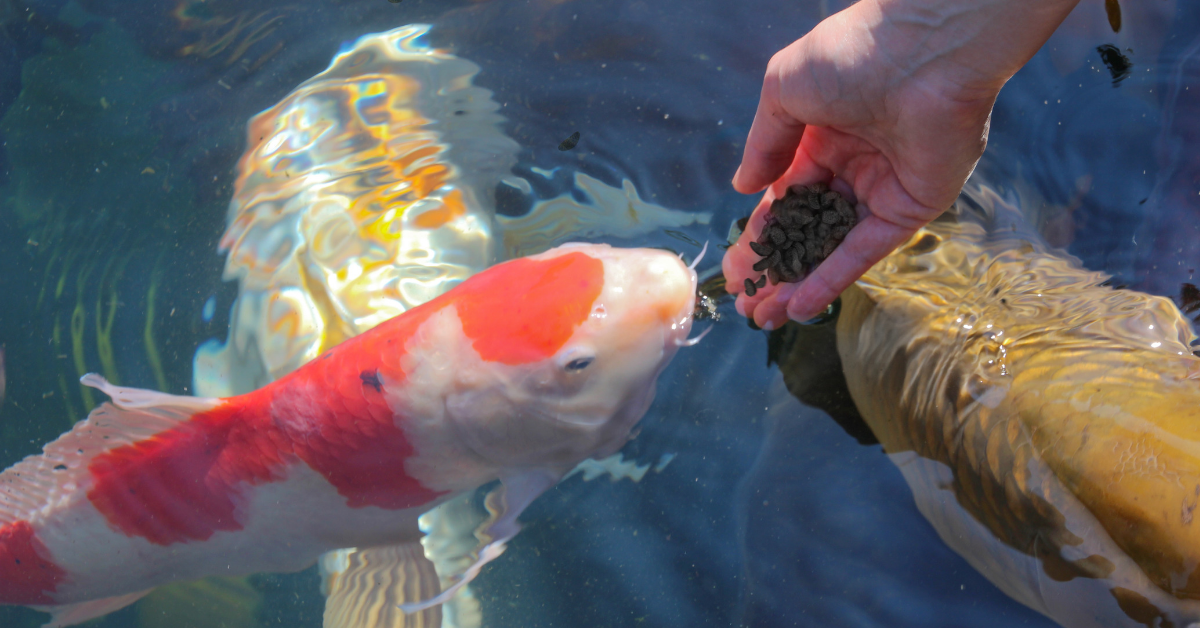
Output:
[0, 243, 702, 627]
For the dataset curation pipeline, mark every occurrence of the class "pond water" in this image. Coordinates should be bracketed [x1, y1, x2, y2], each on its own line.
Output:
[0, 1, 1197, 627]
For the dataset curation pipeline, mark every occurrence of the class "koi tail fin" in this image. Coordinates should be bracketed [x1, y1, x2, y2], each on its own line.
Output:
[0, 375, 222, 614]
[0, 374, 220, 528]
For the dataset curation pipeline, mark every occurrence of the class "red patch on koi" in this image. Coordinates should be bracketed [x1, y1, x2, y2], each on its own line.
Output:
[455, 252, 604, 364]
[86, 396, 290, 546]
[0, 520, 67, 605]
[87, 303, 446, 545]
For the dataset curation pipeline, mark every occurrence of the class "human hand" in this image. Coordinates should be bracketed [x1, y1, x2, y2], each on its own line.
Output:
[724, 0, 1081, 329]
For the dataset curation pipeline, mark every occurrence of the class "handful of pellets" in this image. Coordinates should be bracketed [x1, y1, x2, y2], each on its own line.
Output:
[743, 183, 857, 297]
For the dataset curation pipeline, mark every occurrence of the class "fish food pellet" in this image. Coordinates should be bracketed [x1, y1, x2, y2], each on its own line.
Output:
[743, 274, 768, 297]
[746, 183, 857, 288]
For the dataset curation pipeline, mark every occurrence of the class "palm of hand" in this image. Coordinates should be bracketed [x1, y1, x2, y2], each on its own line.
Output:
[726, 125, 952, 329]
[725, 12, 997, 328]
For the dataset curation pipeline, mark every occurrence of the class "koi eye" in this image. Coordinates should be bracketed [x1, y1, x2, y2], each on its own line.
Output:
[564, 357, 594, 372]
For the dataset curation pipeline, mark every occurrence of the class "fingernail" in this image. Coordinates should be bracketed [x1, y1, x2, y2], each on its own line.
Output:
[788, 305, 813, 321]
[785, 299, 804, 320]
[761, 319, 775, 331]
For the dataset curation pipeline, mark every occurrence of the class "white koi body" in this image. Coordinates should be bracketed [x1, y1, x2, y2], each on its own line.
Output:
[0, 243, 697, 626]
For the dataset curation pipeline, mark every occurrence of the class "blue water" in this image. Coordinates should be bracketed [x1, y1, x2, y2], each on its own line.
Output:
[0, 1, 1198, 627]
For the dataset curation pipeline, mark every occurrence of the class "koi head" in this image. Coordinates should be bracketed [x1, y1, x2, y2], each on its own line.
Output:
[434, 243, 697, 474]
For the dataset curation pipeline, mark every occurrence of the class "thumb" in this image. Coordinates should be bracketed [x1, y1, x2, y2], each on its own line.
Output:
[733, 64, 807, 194]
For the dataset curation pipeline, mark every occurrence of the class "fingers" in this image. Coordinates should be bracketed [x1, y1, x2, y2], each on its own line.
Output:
[748, 281, 798, 330]
[723, 193, 799, 330]
[725, 147, 838, 328]
[732, 58, 807, 194]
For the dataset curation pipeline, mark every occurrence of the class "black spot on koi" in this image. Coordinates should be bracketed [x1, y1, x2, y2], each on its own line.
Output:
[360, 370, 383, 393]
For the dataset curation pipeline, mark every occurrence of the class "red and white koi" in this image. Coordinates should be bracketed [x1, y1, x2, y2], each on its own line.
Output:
[0, 243, 701, 626]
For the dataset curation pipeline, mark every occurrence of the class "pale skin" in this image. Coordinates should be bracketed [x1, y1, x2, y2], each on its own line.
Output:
[724, 0, 1084, 328]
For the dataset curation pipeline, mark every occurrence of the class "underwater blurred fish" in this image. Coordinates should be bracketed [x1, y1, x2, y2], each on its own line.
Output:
[193, 24, 707, 400]
[0, 243, 699, 627]
[836, 209, 1200, 627]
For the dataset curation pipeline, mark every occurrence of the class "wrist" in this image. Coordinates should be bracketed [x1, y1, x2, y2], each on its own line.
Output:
[864, 0, 1083, 98]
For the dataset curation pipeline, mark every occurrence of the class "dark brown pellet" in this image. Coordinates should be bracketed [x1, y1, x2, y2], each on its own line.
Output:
[806, 240, 822, 262]
[755, 275, 767, 289]
[749, 241, 773, 257]
[769, 225, 787, 246]
[787, 247, 804, 275]
[744, 277, 757, 297]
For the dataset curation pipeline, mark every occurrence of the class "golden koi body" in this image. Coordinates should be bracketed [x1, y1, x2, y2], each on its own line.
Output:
[837, 215, 1200, 627]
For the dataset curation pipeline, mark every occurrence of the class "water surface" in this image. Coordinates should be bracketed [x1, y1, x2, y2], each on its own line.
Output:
[1, 1, 1198, 626]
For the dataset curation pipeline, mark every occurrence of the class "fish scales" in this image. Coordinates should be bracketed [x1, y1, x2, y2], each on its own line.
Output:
[838, 217, 1200, 626]
[0, 244, 697, 620]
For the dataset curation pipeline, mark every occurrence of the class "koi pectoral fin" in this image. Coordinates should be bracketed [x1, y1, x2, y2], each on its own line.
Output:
[32, 588, 153, 628]
[398, 470, 560, 615]
[320, 543, 442, 628]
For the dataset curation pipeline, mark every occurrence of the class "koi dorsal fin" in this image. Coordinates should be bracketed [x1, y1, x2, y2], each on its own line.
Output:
[79, 373, 220, 413]
[0, 374, 220, 528]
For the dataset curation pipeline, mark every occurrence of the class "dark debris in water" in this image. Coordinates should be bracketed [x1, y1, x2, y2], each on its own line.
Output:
[1097, 44, 1132, 86]
[558, 131, 581, 151]
[1182, 284, 1200, 357]
[664, 229, 702, 248]
[747, 183, 856, 286]
[1180, 283, 1200, 315]
[1105, 0, 1122, 33]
